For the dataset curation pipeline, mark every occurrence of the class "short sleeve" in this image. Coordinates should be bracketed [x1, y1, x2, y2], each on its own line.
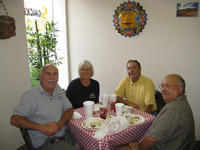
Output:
[61, 91, 72, 111]
[114, 78, 126, 98]
[13, 91, 34, 117]
[144, 80, 156, 110]
[93, 80, 100, 103]
[148, 106, 180, 142]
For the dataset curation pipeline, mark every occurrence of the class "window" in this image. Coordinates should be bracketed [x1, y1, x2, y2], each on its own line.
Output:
[24, 0, 69, 89]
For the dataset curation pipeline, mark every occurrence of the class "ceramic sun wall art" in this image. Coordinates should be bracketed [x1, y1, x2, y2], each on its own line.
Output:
[113, 1, 147, 37]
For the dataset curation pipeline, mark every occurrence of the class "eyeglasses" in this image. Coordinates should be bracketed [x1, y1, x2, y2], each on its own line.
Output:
[159, 84, 181, 90]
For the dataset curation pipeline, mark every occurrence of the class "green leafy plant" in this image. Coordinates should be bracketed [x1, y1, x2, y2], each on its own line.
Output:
[26, 20, 62, 86]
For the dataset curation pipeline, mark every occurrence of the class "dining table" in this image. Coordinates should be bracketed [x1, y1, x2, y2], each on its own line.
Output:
[67, 105, 155, 150]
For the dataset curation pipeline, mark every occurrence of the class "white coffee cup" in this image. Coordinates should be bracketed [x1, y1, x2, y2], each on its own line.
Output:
[102, 94, 109, 108]
[115, 103, 124, 117]
[83, 101, 94, 118]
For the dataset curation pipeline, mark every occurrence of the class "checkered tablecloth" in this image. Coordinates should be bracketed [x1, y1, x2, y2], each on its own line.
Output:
[67, 107, 155, 150]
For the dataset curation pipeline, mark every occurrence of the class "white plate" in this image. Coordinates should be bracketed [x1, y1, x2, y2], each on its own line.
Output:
[123, 114, 145, 125]
[82, 117, 105, 130]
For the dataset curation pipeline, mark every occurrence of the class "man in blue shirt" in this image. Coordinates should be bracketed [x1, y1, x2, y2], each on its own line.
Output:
[10, 64, 76, 150]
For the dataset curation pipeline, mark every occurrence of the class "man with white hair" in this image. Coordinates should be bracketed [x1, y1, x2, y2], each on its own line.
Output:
[10, 64, 77, 150]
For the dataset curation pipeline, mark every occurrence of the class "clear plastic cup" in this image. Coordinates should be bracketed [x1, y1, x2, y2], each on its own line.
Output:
[102, 94, 109, 108]
[115, 103, 124, 117]
[110, 94, 117, 102]
[83, 101, 94, 118]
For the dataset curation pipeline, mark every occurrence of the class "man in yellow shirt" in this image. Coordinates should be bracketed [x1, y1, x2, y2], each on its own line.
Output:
[114, 60, 156, 113]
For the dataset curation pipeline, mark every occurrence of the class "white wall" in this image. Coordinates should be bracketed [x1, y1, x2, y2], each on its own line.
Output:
[0, 0, 31, 149]
[67, 0, 200, 140]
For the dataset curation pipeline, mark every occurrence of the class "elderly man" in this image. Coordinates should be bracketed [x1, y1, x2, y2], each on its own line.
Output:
[10, 64, 76, 150]
[114, 60, 157, 113]
[117, 74, 196, 150]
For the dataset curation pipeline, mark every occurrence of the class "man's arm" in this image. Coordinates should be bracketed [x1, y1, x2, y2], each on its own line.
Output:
[144, 105, 153, 114]
[129, 136, 157, 150]
[10, 115, 57, 136]
[116, 96, 139, 109]
[57, 107, 73, 130]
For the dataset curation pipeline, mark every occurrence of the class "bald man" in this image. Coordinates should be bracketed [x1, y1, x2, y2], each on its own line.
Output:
[117, 74, 195, 150]
[10, 64, 76, 150]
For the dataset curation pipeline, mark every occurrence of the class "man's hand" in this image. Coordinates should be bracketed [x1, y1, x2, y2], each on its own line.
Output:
[129, 142, 139, 150]
[39, 122, 59, 136]
[116, 96, 139, 110]
[56, 121, 64, 131]
[144, 105, 153, 114]
[128, 103, 139, 110]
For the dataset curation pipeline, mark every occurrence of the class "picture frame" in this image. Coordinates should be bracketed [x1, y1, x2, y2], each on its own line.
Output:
[177, 2, 199, 17]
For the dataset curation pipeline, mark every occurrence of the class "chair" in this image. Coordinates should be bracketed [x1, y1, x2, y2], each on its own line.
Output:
[19, 128, 35, 150]
[193, 140, 200, 150]
[155, 90, 166, 114]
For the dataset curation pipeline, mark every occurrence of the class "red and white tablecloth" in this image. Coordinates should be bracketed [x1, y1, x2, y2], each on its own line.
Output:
[67, 107, 155, 150]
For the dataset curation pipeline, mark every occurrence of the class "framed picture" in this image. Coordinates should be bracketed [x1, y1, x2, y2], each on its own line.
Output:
[177, 2, 199, 17]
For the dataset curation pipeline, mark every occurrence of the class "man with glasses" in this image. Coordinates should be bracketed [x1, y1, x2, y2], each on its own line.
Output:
[117, 74, 195, 150]
[114, 60, 157, 113]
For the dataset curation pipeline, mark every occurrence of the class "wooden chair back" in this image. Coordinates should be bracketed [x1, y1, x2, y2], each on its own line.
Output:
[155, 90, 166, 114]
[20, 128, 35, 150]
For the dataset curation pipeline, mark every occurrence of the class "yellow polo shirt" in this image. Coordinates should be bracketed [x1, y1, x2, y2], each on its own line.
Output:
[114, 75, 157, 111]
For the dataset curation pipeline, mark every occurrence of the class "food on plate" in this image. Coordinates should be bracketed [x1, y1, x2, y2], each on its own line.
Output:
[124, 114, 145, 125]
[90, 122, 96, 128]
[123, 105, 132, 114]
[128, 116, 140, 124]
[90, 121, 102, 128]
[106, 114, 114, 119]
[82, 117, 104, 130]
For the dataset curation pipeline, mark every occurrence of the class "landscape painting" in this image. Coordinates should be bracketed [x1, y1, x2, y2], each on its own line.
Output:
[177, 2, 199, 17]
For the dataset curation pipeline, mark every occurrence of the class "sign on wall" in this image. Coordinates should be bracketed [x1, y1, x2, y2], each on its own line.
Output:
[24, 0, 53, 32]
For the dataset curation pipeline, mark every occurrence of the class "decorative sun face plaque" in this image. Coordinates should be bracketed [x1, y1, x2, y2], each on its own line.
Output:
[113, 1, 147, 37]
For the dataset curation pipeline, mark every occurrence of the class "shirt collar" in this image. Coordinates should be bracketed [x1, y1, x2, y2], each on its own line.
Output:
[168, 95, 186, 104]
[38, 83, 62, 97]
[130, 74, 143, 85]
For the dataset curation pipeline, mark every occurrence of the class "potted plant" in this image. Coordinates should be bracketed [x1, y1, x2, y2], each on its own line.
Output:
[26, 20, 62, 86]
